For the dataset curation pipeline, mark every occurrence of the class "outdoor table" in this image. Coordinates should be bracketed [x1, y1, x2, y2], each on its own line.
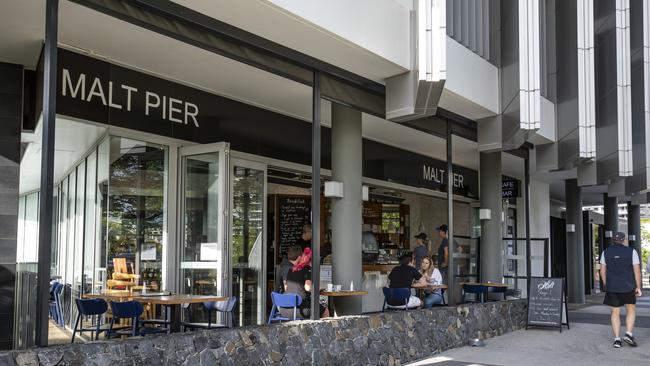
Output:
[131, 294, 228, 332]
[320, 290, 368, 317]
[411, 284, 448, 305]
[460, 282, 508, 303]
[82, 290, 133, 301]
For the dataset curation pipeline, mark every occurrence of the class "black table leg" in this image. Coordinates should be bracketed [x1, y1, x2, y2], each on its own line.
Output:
[168, 305, 181, 333]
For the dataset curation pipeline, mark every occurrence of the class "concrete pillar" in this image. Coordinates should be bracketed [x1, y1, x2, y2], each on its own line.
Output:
[480, 152, 503, 283]
[0, 63, 23, 349]
[627, 202, 641, 254]
[330, 104, 363, 315]
[565, 179, 585, 303]
[603, 194, 618, 250]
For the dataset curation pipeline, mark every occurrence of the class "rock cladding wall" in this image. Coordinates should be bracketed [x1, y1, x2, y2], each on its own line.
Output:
[1, 299, 526, 366]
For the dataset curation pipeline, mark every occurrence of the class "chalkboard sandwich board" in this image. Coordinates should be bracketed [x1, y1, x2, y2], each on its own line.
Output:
[526, 277, 570, 332]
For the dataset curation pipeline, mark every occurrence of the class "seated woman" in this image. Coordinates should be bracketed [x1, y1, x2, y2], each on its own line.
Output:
[280, 246, 329, 319]
[419, 257, 444, 308]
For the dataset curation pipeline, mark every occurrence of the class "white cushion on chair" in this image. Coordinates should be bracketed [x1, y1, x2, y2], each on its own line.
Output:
[386, 296, 421, 309]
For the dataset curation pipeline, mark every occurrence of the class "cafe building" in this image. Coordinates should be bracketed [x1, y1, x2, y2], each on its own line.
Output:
[8, 0, 648, 352]
[17, 46, 499, 328]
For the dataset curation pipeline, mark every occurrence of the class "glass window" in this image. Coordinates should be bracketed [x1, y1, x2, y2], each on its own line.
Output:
[84, 151, 97, 294]
[59, 178, 68, 283]
[181, 152, 220, 297]
[96, 138, 109, 290]
[231, 164, 265, 326]
[66, 169, 76, 287]
[51, 189, 59, 276]
[16, 196, 25, 262]
[73, 161, 85, 297]
[23, 193, 40, 263]
[103, 136, 166, 291]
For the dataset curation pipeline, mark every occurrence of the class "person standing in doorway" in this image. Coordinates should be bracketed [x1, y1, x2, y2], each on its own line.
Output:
[296, 224, 312, 251]
[600, 232, 642, 348]
[435, 225, 450, 284]
[413, 232, 429, 270]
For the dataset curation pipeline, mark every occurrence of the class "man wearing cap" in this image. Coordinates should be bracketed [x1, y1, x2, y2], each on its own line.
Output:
[600, 232, 642, 348]
[413, 232, 429, 269]
[436, 224, 450, 284]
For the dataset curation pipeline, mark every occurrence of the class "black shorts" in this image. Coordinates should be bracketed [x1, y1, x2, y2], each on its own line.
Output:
[604, 291, 636, 307]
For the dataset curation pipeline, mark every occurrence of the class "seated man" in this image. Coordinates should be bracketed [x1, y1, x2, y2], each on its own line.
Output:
[387, 252, 427, 308]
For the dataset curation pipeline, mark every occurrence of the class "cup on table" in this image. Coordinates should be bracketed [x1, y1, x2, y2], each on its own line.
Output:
[335, 285, 342, 291]
[327, 283, 334, 292]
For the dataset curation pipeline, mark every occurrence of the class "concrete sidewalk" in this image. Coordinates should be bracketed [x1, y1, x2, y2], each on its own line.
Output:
[408, 291, 650, 366]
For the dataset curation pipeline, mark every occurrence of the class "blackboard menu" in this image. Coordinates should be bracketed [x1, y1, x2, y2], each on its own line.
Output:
[276, 196, 311, 259]
[527, 277, 566, 329]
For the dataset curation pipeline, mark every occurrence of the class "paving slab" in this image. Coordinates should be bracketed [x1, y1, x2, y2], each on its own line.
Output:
[409, 290, 650, 366]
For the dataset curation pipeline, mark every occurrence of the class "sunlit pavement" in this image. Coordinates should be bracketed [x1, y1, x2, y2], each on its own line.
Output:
[408, 288, 650, 366]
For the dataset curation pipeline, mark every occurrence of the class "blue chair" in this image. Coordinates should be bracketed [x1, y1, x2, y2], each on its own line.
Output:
[382, 288, 413, 311]
[268, 292, 303, 324]
[108, 301, 168, 338]
[183, 297, 238, 330]
[462, 284, 487, 303]
[71, 298, 108, 343]
[49, 283, 64, 326]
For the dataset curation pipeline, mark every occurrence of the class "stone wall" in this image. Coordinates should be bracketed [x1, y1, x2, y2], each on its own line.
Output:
[0, 299, 527, 366]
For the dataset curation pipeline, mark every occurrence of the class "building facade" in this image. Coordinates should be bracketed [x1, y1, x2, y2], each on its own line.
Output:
[0, 0, 647, 349]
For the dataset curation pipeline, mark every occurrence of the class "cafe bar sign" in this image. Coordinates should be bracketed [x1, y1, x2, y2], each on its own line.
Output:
[502, 178, 520, 198]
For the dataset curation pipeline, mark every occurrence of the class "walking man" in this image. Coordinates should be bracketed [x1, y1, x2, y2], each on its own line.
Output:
[600, 232, 642, 348]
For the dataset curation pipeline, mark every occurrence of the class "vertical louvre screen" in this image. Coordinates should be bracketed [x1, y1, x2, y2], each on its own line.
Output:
[446, 0, 490, 61]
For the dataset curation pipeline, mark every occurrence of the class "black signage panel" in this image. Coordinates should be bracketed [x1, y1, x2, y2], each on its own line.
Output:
[364, 140, 479, 199]
[54, 49, 480, 199]
[502, 179, 519, 198]
[527, 277, 569, 332]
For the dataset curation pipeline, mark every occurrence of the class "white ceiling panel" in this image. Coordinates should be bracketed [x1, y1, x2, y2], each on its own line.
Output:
[20, 117, 106, 194]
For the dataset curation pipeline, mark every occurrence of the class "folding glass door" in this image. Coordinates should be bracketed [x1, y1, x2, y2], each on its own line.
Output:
[179, 143, 229, 306]
[229, 158, 266, 326]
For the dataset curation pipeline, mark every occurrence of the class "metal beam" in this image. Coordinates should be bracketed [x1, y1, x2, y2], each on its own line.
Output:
[35, 0, 58, 347]
[447, 120, 456, 305]
[524, 153, 531, 292]
[311, 71, 321, 319]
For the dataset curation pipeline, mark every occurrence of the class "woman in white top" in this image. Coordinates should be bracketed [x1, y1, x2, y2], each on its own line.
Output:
[420, 257, 444, 308]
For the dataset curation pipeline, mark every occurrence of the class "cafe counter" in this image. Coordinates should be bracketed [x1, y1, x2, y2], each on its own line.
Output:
[361, 263, 397, 313]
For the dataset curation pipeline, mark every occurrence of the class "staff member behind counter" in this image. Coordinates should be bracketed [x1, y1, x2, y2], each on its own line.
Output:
[296, 224, 332, 263]
[296, 224, 312, 250]
[435, 224, 458, 284]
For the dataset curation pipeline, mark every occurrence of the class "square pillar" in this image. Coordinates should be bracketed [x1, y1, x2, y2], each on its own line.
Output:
[565, 179, 585, 303]
[0, 62, 23, 349]
[480, 152, 503, 283]
[330, 103, 363, 315]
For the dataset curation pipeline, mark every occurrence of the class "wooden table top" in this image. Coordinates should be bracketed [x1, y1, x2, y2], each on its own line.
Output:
[412, 284, 448, 290]
[82, 290, 133, 300]
[131, 294, 228, 305]
[461, 282, 508, 288]
[81, 292, 226, 305]
[320, 290, 368, 297]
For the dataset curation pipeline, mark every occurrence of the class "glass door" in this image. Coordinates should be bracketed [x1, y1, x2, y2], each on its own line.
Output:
[179, 143, 229, 305]
[229, 158, 266, 326]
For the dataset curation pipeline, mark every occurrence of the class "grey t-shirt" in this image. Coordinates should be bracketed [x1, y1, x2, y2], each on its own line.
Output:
[414, 244, 429, 268]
